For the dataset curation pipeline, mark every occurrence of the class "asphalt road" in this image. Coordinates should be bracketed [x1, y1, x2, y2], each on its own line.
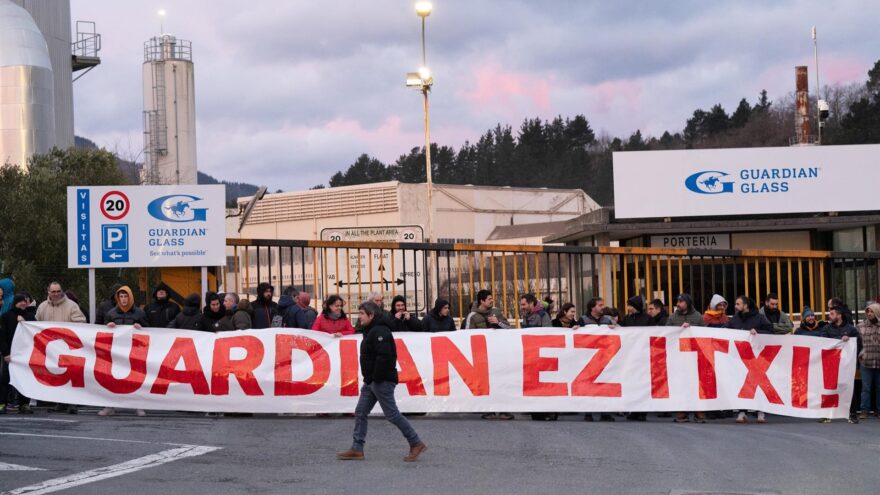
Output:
[1, 409, 878, 495]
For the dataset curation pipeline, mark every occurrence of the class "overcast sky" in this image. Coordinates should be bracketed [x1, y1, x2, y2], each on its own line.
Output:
[71, 0, 880, 190]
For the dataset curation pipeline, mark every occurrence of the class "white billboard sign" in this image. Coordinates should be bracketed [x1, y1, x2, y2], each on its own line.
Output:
[67, 185, 226, 268]
[613, 144, 880, 219]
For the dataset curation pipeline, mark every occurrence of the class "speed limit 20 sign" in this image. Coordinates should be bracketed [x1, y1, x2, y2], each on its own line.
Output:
[100, 190, 130, 220]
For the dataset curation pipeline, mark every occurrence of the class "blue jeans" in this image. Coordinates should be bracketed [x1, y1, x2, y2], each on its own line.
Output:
[860, 366, 880, 412]
[351, 381, 421, 452]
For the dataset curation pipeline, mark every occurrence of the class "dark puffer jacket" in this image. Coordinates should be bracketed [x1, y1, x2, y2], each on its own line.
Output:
[169, 294, 204, 330]
[360, 318, 398, 384]
[726, 310, 774, 334]
[144, 282, 180, 328]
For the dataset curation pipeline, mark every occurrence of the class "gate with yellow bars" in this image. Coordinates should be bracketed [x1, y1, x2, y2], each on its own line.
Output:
[223, 239, 880, 327]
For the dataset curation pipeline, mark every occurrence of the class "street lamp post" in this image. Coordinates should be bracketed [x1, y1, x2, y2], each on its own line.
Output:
[409, 2, 434, 243]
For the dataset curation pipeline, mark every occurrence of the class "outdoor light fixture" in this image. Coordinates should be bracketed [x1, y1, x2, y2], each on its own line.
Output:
[415, 1, 433, 17]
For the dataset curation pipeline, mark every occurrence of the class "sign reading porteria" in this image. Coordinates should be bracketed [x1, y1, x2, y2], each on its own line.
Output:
[613, 144, 880, 219]
[67, 185, 226, 268]
[11, 322, 856, 418]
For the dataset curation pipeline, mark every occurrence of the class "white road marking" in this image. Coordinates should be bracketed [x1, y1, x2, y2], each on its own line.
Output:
[0, 432, 155, 445]
[1, 445, 220, 495]
[0, 418, 77, 423]
[0, 463, 45, 472]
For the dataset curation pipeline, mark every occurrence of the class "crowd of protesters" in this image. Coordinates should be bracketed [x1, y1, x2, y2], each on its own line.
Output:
[1, 277, 878, 425]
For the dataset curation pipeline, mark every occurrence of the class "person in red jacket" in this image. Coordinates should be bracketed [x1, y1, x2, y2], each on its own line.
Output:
[312, 295, 354, 336]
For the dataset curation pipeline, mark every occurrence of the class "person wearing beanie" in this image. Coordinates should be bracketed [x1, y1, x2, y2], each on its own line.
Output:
[666, 293, 704, 328]
[390, 295, 423, 333]
[795, 307, 824, 336]
[703, 294, 730, 328]
[232, 298, 253, 330]
[621, 295, 652, 327]
[169, 293, 205, 330]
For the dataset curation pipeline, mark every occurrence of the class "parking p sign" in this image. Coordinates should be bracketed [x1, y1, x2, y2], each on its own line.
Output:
[67, 185, 226, 268]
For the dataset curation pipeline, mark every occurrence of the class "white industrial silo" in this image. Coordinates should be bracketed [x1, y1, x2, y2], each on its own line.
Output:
[142, 34, 198, 185]
[0, 0, 56, 168]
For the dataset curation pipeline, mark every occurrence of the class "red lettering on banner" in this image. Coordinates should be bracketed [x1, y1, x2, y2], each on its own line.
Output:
[395, 340, 427, 396]
[650, 337, 669, 399]
[339, 339, 359, 396]
[432, 335, 490, 396]
[522, 335, 567, 396]
[150, 337, 210, 395]
[213, 336, 265, 396]
[679, 337, 729, 399]
[734, 341, 783, 404]
[821, 348, 841, 408]
[274, 335, 329, 396]
[571, 335, 622, 397]
[791, 346, 810, 408]
[28, 328, 85, 388]
[94, 332, 149, 394]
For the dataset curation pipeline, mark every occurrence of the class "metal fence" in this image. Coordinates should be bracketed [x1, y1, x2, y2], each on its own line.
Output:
[223, 239, 880, 326]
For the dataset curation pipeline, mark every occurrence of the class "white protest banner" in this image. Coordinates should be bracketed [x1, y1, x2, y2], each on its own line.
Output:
[11, 322, 856, 418]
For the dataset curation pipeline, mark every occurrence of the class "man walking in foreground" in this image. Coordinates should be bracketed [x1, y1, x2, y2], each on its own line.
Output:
[337, 302, 427, 462]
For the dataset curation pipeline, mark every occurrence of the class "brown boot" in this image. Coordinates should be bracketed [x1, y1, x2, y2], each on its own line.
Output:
[336, 449, 365, 461]
[403, 442, 427, 462]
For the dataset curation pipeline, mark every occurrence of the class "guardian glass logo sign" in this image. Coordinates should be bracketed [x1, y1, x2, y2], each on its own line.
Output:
[684, 167, 819, 195]
[147, 194, 209, 222]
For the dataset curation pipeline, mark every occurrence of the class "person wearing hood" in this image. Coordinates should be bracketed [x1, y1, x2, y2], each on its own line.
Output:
[313, 295, 354, 336]
[95, 283, 123, 325]
[251, 282, 278, 329]
[666, 294, 704, 327]
[703, 294, 730, 328]
[100, 287, 148, 417]
[106, 286, 148, 327]
[759, 293, 793, 334]
[1, 294, 36, 414]
[795, 307, 824, 336]
[36, 282, 87, 324]
[621, 296, 652, 327]
[647, 299, 669, 326]
[0, 278, 15, 316]
[422, 299, 456, 332]
[463, 290, 511, 330]
[232, 296, 253, 330]
[285, 292, 318, 329]
[552, 303, 584, 328]
[169, 294, 205, 330]
[202, 292, 233, 332]
[520, 293, 552, 328]
[145, 282, 180, 328]
[725, 296, 773, 424]
[277, 286, 298, 323]
[390, 295, 424, 333]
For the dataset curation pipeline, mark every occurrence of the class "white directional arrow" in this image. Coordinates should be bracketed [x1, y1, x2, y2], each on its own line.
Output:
[109, 253, 122, 260]
[0, 462, 45, 471]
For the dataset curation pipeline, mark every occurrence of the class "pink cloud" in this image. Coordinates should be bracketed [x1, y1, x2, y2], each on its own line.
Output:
[459, 64, 554, 117]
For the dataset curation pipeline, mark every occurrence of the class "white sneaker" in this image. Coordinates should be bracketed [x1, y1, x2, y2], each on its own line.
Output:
[97, 407, 115, 416]
[736, 411, 747, 423]
[136, 409, 146, 417]
[756, 411, 766, 423]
